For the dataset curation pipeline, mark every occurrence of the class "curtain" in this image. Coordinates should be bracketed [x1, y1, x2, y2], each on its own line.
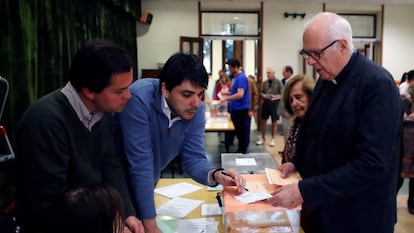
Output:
[0, 0, 140, 141]
[0, 0, 140, 209]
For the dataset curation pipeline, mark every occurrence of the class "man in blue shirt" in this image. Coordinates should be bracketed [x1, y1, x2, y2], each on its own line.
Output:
[115, 53, 246, 233]
[222, 58, 250, 154]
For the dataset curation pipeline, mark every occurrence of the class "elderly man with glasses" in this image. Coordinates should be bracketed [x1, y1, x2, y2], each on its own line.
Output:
[267, 12, 403, 233]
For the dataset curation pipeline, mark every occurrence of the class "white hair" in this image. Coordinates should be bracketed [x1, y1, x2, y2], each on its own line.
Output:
[305, 12, 354, 54]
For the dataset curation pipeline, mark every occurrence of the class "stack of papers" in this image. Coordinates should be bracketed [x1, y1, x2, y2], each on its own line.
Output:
[155, 182, 202, 198]
[155, 182, 204, 218]
[156, 197, 204, 218]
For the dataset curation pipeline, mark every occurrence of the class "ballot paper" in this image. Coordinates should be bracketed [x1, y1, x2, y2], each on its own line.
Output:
[176, 218, 218, 233]
[234, 191, 272, 204]
[156, 197, 204, 218]
[265, 168, 300, 186]
[154, 182, 202, 198]
[235, 158, 257, 166]
[201, 203, 222, 216]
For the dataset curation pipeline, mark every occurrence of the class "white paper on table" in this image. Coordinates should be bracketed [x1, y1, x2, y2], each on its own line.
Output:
[235, 158, 257, 166]
[201, 203, 222, 216]
[156, 197, 204, 218]
[176, 218, 218, 233]
[235, 191, 272, 204]
[207, 184, 223, 191]
[154, 182, 202, 198]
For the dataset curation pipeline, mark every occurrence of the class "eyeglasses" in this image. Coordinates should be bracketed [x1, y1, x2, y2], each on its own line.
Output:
[300, 40, 339, 60]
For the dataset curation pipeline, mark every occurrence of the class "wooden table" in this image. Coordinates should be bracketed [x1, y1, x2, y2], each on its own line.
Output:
[154, 178, 304, 233]
[155, 178, 223, 231]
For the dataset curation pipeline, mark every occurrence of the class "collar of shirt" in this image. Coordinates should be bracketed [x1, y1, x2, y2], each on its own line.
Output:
[161, 95, 182, 128]
[60, 82, 104, 131]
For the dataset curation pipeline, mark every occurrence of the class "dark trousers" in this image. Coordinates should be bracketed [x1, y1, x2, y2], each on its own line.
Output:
[227, 109, 249, 154]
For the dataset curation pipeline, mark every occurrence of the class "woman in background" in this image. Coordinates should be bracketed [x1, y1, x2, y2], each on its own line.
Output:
[399, 81, 414, 214]
[213, 69, 231, 100]
[280, 75, 315, 164]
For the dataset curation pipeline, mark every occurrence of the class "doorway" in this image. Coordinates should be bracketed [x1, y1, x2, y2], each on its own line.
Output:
[204, 38, 259, 99]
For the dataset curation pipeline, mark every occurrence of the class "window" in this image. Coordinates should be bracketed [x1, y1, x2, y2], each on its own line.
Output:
[201, 11, 260, 37]
[339, 14, 376, 38]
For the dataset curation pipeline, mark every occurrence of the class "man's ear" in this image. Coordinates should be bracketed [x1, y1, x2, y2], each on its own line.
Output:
[81, 87, 95, 101]
[161, 83, 169, 98]
[339, 39, 347, 50]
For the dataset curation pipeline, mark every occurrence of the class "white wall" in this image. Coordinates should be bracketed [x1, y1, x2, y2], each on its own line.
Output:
[138, 1, 199, 77]
[383, 5, 414, 80]
[139, 1, 414, 82]
[262, 2, 322, 79]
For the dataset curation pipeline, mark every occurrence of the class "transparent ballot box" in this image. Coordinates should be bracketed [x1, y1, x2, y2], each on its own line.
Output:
[207, 100, 228, 119]
[221, 174, 301, 233]
[224, 210, 300, 233]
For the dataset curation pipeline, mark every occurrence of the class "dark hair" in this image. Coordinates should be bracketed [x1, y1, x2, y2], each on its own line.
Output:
[226, 58, 241, 68]
[284, 65, 293, 74]
[407, 70, 414, 82]
[282, 74, 315, 115]
[59, 184, 124, 233]
[159, 53, 208, 92]
[400, 72, 408, 83]
[69, 39, 133, 93]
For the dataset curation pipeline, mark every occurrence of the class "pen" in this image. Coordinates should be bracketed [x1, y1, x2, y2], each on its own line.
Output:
[221, 171, 249, 191]
[216, 192, 223, 207]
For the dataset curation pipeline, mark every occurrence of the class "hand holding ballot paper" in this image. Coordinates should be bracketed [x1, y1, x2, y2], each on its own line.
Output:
[266, 163, 304, 209]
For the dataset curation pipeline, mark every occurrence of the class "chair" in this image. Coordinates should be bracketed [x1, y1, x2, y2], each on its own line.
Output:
[160, 155, 183, 178]
[0, 76, 14, 163]
[0, 76, 17, 232]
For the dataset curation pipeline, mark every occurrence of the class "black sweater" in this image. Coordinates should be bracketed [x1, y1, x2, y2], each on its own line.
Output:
[15, 90, 135, 232]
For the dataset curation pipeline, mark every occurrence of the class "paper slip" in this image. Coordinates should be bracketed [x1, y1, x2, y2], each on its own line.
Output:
[177, 218, 218, 233]
[235, 191, 272, 204]
[156, 197, 204, 218]
[207, 184, 223, 191]
[154, 182, 202, 198]
[265, 168, 300, 186]
[235, 158, 257, 166]
[201, 203, 222, 216]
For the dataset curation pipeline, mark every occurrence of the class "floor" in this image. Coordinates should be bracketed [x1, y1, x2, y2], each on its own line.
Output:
[161, 119, 414, 232]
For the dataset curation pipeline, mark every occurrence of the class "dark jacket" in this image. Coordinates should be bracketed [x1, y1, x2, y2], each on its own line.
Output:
[292, 53, 403, 233]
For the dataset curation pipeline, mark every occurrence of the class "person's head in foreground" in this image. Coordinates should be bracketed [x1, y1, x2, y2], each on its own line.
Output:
[59, 184, 124, 233]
